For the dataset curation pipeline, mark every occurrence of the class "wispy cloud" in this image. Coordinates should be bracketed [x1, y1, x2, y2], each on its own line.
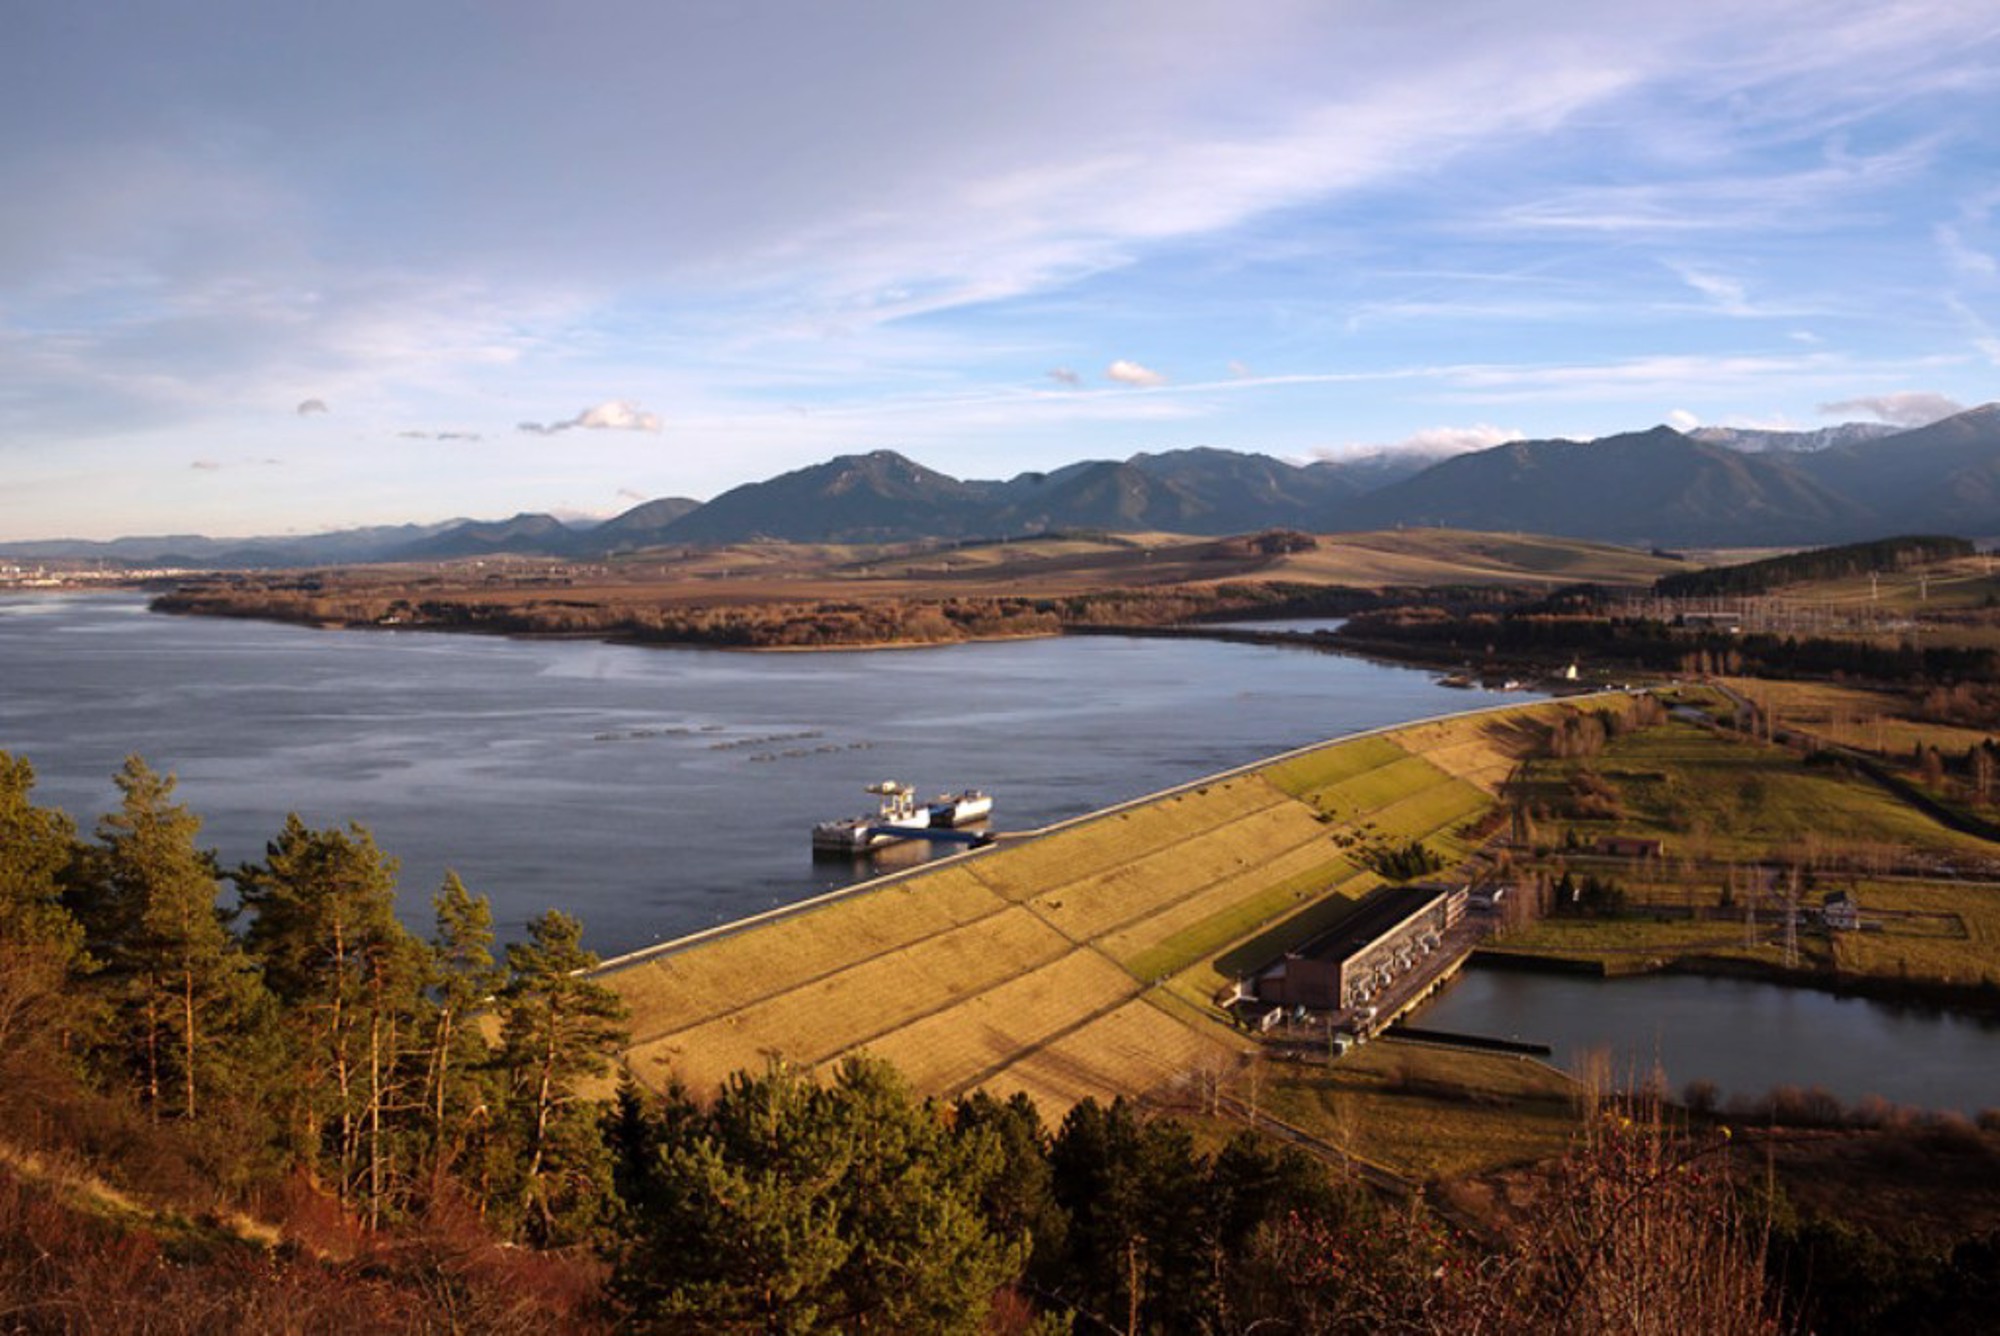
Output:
[1668, 264, 1757, 317]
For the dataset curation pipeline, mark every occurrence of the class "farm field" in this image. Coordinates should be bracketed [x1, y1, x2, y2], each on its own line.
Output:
[598, 698, 1576, 1114]
[1495, 708, 2000, 986]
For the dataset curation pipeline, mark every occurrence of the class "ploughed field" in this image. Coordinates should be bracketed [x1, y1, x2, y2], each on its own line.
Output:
[598, 700, 1568, 1113]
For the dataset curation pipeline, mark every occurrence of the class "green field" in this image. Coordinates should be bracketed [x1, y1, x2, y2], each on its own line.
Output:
[1522, 719, 1994, 863]
[1496, 715, 2000, 986]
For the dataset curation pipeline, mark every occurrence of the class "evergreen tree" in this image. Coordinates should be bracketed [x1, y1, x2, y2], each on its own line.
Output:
[0, 753, 89, 1060]
[618, 1056, 1025, 1333]
[240, 815, 430, 1223]
[423, 872, 505, 1196]
[83, 757, 270, 1124]
[1046, 1098, 1210, 1330]
[950, 1090, 1067, 1285]
[0, 752, 87, 964]
[497, 908, 628, 1245]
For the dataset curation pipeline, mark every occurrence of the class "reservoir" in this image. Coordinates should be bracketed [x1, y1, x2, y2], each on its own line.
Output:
[1412, 966, 2000, 1116]
[2, 593, 1511, 955]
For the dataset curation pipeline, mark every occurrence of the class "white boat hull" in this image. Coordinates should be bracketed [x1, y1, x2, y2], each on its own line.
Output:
[927, 790, 993, 827]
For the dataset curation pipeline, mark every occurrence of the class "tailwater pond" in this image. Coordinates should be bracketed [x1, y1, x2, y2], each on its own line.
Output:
[1411, 965, 2000, 1115]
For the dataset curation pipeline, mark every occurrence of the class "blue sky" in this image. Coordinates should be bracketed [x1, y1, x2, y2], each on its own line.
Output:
[4, 1, 1998, 539]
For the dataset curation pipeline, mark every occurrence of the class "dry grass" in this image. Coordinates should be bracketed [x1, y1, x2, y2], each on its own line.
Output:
[967, 775, 1284, 899]
[1101, 845, 1358, 978]
[1828, 879, 2000, 985]
[626, 907, 1071, 1092]
[979, 996, 1249, 1112]
[1263, 734, 1410, 800]
[1021, 800, 1333, 942]
[1262, 529, 1682, 589]
[834, 951, 1142, 1094]
[611, 867, 1009, 1039]
[1721, 677, 1995, 757]
[1260, 1041, 1584, 1180]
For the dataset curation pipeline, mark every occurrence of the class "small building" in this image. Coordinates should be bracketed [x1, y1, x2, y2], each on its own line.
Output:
[1595, 835, 1664, 860]
[1255, 882, 1468, 1012]
[1821, 890, 1861, 932]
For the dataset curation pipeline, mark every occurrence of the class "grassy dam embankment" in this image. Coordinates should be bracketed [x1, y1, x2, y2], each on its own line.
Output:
[596, 698, 1577, 1113]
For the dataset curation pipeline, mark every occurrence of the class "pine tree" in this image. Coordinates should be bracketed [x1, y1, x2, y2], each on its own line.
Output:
[618, 1056, 1026, 1332]
[497, 909, 628, 1245]
[0, 752, 87, 964]
[84, 757, 269, 1123]
[240, 815, 429, 1223]
[424, 872, 504, 1196]
[0, 753, 91, 1083]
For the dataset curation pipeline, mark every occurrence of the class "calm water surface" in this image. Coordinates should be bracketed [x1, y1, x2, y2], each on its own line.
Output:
[1414, 967, 2000, 1114]
[2, 593, 1520, 954]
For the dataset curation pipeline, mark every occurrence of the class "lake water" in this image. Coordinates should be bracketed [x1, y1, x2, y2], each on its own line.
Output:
[1413, 966, 2000, 1115]
[1, 593, 1514, 955]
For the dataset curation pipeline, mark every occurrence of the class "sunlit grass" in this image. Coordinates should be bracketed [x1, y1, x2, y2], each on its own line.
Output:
[1260, 1041, 1582, 1181]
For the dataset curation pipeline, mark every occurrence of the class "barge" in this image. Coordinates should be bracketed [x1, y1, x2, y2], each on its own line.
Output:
[811, 781, 931, 854]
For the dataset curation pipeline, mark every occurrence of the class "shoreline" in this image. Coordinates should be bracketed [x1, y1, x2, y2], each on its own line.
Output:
[146, 591, 1611, 688]
[1472, 945, 2000, 1019]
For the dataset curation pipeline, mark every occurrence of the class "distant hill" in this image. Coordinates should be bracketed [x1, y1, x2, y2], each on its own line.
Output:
[1791, 404, 2000, 538]
[0, 521, 466, 567]
[9, 406, 1998, 564]
[389, 512, 584, 560]
[658, 450, 991, 543]
[589, 496, 702, 552]
[1318, 426, 1874, 547]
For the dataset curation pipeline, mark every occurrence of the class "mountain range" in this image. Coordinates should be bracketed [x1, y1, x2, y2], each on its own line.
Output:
[11, 405, 1999, 566]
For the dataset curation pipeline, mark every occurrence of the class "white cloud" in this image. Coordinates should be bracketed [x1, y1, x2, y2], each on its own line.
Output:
[1392, 423, 1525, 456]
[1106, 359, 1165, 387]
[519, 399, 663, 436]
[1311, 422, 1524, 465]
[1818, 392, 1964, 427]
[576, 400, 664, 431]
[1668, 408, 1702, 431]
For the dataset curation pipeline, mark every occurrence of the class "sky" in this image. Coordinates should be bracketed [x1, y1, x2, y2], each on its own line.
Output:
[4, 1, 1999, 541]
